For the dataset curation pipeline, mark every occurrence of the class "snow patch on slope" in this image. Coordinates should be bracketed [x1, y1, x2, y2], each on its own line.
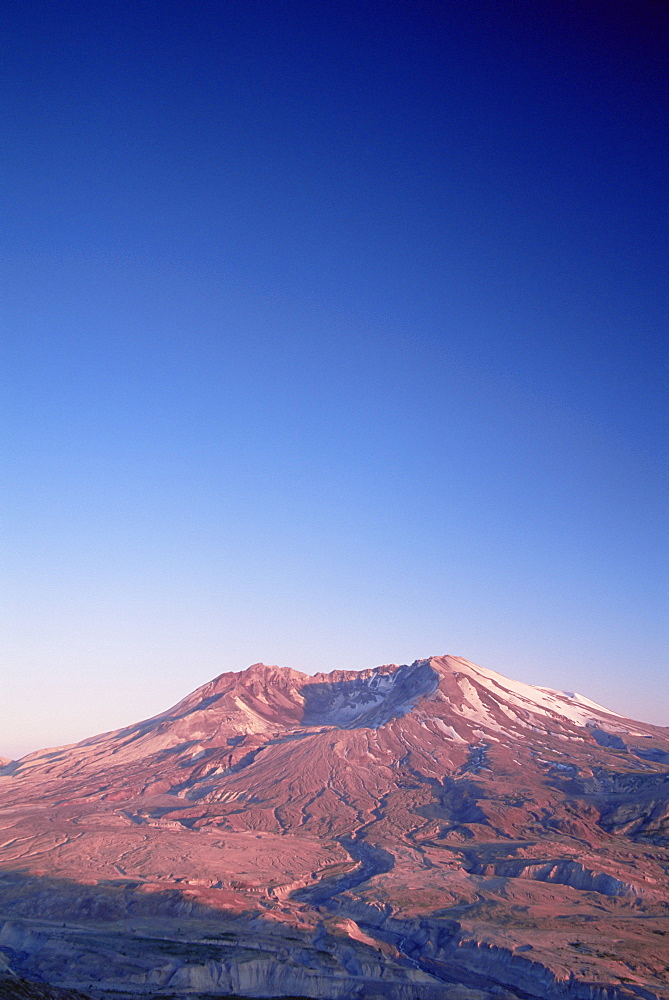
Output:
[436, 657, 622, 727]
[431, 719, 468, 744]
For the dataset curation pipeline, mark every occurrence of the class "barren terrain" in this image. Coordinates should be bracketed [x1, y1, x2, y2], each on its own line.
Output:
[0, 656, 667, 999]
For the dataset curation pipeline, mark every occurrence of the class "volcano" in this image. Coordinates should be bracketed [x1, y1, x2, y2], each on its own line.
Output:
[0, 655, 667, 999]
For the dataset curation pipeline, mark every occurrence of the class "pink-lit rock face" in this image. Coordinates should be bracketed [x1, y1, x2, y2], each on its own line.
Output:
[0, 655, 668, 999]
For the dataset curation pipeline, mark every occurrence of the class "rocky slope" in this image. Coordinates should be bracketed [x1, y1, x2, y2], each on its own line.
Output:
[0, 655, 667, 999]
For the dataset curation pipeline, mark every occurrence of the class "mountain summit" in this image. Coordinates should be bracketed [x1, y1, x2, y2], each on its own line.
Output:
[1, 655, 668, 999]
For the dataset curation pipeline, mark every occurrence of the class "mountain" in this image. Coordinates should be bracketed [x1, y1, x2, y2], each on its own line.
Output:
[0, 655, 667, 1000]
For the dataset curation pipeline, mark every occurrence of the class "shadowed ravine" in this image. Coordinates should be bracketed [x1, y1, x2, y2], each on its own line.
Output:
[293, 836, 395, 905]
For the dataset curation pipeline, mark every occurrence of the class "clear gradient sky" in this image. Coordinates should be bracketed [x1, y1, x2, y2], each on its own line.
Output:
[1, 1, 667, 758]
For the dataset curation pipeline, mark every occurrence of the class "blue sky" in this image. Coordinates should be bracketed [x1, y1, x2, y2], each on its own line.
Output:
[1, 1, 667, 757]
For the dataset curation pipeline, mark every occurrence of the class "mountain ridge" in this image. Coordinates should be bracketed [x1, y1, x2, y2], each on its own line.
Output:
[7, 654, 658, 772]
